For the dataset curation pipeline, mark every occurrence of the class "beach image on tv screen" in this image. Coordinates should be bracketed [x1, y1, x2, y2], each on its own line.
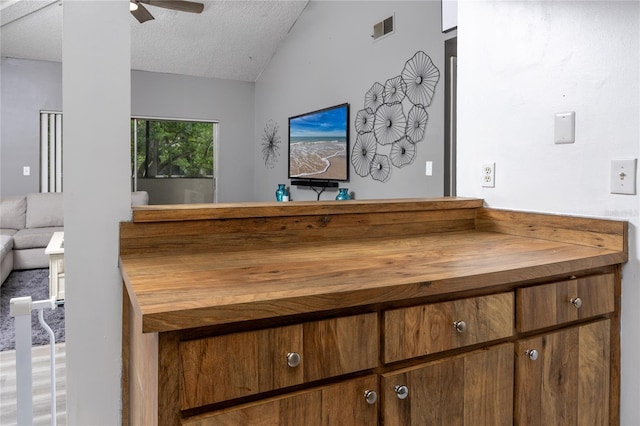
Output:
[289, 105, 348, 180]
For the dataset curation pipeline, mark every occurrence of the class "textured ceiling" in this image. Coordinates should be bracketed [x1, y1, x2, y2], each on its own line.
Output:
[0, 0, 309, 82]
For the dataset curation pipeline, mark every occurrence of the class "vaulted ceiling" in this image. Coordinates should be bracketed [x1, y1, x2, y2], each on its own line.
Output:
[0, 0, 309, 82]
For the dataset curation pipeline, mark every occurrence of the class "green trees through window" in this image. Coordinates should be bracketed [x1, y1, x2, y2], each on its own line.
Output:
[131, 119, 214, 178]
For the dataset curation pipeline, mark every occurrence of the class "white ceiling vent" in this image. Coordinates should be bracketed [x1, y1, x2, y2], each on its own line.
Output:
[372, 15, 394, 41]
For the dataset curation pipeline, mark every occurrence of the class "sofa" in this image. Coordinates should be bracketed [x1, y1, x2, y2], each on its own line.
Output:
[0, 191, 149, 286]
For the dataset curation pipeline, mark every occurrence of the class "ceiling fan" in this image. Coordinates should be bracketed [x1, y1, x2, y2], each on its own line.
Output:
[130, 0, 204, 23]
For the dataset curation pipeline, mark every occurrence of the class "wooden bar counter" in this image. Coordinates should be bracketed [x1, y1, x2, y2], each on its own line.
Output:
[120, 198, 627, 425]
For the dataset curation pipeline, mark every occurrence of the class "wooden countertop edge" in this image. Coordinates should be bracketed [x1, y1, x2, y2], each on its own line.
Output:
[136, 251, 626, 333]
[130, 197, 483, 223]
[478, 207, 629, 255]
[120, 259, 144, 322]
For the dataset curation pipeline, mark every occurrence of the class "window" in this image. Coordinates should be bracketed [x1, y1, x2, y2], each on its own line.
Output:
[131, 118, 217, 204]
[39, 114, 218, 203]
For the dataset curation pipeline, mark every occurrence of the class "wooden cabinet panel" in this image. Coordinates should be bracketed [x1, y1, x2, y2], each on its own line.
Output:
[180, 313, 378, 409]
[180, 324, 304, 409]
[303, 313, 378, 382]
[381, 343, 514, 426]
[517, 273, 614, 332]
[515, 319, 610, 425]
[182, 375, 378, 426]
[384, 292, 514, 363]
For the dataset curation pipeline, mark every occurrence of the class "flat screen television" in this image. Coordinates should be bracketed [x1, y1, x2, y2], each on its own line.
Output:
[288, 103, 350, 183]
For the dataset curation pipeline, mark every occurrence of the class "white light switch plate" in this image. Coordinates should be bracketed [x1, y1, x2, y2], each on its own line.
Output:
[611, 159, 637, 195]
[554, 112, 575, 144]
[425, 161, 433, 176]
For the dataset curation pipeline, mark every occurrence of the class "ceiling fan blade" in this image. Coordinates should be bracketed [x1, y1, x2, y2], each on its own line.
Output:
[140, 0, 204, 14]
[131, 2, 155, 23]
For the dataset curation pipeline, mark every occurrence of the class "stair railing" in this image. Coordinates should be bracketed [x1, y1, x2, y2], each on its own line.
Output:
[9, 296, 57, 426]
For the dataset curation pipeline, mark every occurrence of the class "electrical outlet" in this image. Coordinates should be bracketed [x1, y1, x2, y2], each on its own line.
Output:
[482, 163, 495, 188]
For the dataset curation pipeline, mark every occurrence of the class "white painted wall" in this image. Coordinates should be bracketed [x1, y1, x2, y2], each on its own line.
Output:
[255, 1, 453, 201]
[62, 1, 130, 424]
[457, 1, 640, 423]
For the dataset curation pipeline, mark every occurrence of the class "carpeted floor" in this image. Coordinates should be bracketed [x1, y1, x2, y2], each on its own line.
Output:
[0, 269, 65, 351]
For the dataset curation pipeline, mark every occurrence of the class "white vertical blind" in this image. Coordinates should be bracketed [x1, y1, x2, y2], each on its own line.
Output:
[55, 114, 63, 192]
[40, 112, 63, 193]
[40, 114, 49, 192]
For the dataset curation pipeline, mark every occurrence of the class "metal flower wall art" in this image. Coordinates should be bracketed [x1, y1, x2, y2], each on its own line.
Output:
[351, 51, 440, 182]
[261, 119, 281, 169]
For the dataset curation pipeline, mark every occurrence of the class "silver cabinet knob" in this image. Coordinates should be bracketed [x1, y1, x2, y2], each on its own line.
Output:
[364, 390, 377, 405]
[525, 349, 539, 361]
[286, 352, 301, 368]
[453, 320, 467, 333]
[394, 385, 409, 400]
[570, 297, 583, 309]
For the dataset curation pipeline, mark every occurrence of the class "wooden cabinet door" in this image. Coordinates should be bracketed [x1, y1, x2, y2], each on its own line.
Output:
[182, 375, 379, 426]
[515, 319, 610, 425]
[381, 343, 514, 425]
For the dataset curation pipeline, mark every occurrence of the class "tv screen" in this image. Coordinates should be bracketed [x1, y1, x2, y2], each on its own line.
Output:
[288, 103, 350, 182]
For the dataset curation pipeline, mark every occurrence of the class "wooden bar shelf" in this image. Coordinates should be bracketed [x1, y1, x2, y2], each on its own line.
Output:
[120, 198, 627, 425]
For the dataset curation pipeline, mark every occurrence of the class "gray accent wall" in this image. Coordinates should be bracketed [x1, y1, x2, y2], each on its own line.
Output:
[1, 59, 255, 202]
[131, 71, 255, 202]
[1, 57, 62, 197]
[254, 1, 453, 202]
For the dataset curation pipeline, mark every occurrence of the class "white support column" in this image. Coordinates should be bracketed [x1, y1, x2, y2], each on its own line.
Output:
[62, 1, 131, 424]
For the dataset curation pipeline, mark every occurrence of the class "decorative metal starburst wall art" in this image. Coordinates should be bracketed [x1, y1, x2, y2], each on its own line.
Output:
[261, 119, 281, 169]
[390, 137, 416, 168]
[383, 76, 407, 105]
[352, 132, 377, 177]
[373, 103, 406, 146]
[402, 51, 440, 107]
[351, 50, 440, 183]
[406, 104, 429, 143]
[370, 154, 392, 183]
[364, 82, 385, 112]
[355, 108, 374, 135]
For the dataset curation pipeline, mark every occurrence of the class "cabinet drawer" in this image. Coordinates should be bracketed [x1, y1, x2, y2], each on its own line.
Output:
[182, 374, 379, 426]
[517, 273, 614, 333]
[384, 292, 514, 363]
[179, 313, 378, 409]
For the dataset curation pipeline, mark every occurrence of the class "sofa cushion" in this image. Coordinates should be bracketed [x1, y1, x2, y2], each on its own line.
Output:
[0, 196, 27, 229]
[0, 229, 17, 237]
[131, 191, 149, 206]
[0, 234, 13, 259]
[12, 226, 63, 250]
[26, 192, 64, 228]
